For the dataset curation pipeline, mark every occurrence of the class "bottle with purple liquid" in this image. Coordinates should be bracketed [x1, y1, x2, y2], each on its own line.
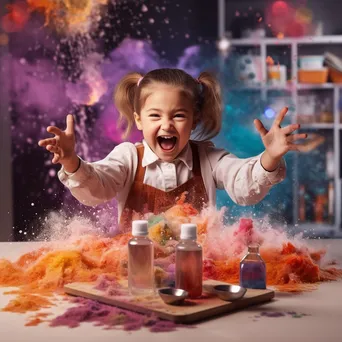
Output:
[240, 245, 266, 289]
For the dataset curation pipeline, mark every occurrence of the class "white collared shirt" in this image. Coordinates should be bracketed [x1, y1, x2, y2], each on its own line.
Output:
[58, 140, 286, 221]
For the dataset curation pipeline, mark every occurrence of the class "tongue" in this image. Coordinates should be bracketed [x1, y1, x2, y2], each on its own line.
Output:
[160, 138, 175, 150]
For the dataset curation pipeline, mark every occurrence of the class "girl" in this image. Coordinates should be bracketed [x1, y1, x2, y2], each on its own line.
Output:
[38, 68, 306, 230]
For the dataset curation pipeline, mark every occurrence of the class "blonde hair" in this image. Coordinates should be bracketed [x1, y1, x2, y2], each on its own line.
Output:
[114, 68, 222, 140]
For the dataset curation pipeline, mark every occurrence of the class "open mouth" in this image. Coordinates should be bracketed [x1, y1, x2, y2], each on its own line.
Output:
[157, 135, 177, 151]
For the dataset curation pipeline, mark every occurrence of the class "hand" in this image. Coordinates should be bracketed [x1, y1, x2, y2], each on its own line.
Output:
[254, 107, 307, 171]
[38, 114, 79, 172]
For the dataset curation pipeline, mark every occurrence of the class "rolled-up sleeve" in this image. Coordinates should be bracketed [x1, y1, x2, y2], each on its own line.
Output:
[57, 142, 136, 206]
[208, 146, 286, 206]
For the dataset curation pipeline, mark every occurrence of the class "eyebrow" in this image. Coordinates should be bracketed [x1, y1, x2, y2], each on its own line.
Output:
[146, 108, 162, 112]
[146, 108, 190, 113]
[174, 108, 190, 113]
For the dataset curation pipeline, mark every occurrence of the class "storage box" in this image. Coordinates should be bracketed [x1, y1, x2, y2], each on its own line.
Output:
[329, 68, 342, 83]
[298, 68, 328, 84]
[299, 55, 324, 70]
[267, 65, 287, 86]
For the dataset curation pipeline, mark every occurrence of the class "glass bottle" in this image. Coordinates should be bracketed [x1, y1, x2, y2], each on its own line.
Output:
[128, 220, 155, 296]
[239, 245, 266, 289]
[175, 223, 203, 298]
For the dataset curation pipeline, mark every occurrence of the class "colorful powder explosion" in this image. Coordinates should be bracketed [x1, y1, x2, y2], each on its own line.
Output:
[2, 0, 108, 34]
[1, 198, 341, 331]
[1, 0, 341, 331]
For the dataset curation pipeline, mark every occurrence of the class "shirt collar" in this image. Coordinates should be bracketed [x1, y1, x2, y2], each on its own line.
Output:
[141, 139, 193, 170]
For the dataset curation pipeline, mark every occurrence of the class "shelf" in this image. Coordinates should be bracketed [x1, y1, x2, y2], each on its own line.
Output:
[220, 9, 342, 233]
[291, 223, 340, 238]
[227, 83, 341, 91]
[227, 85, 291, 91]
[230, 35, 342, 46]
[297, 83, 336, 90]
[299, 123, 335, 129]
[265, 85, 291, 91]
[227, 85, 263, 91]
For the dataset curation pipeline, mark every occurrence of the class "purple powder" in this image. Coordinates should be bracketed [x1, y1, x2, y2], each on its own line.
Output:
[106, 286, 123, 296]
[124, 321, 144, 331]
[256, 311, 309, 319]
[150, 321, 180, 333]
[260, 311, 286, 317]
[94, 275, 123, 296]
[50, 298, 187, 332]
[287, 311, 297, 315]
[94, 274, 118, 291]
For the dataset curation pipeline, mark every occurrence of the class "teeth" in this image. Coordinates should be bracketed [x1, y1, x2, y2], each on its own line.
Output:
[159, 136, 175, 139]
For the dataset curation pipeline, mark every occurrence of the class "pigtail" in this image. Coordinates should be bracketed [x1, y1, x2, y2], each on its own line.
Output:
[114, 72, 143, 138]
[197, 71, 222, 140]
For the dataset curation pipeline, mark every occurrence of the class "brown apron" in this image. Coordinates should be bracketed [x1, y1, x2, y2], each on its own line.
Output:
[119, 142, 209, 232]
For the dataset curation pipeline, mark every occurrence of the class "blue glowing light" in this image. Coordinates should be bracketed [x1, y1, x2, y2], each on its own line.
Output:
[264, 107, 276, 119]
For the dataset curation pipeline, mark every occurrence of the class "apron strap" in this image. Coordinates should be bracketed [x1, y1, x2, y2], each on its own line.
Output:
[134, 144, 145, 183]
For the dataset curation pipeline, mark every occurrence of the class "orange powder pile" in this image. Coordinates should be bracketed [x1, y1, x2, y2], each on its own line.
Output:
[25, 313, 51, 327]
[2, 294, 53, 313]
[203, 242, 342, 292]
[0, 198, 341, 323]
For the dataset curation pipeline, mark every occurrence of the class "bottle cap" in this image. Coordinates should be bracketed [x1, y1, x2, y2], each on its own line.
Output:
[132, 220, 148, 236]
[180, 223, 197, 240]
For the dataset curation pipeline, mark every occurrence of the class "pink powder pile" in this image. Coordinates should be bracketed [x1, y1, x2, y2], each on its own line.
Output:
[94, 274, 124, 296]
[50, 297, 187, 332]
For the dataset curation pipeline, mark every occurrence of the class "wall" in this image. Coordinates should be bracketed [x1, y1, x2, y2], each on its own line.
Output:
[0, 0, 13, 241]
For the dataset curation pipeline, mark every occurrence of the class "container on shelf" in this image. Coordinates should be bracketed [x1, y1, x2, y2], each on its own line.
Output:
[299, 55, 325, 70]
[318, 98, 334, 123]
[267, 65, 287, 86]
[236, 55, 263, 86]
[298, 68, 328, 84]
[319, 110, 334, 123]
[314, 189, 327, 223]
[328, 181, 334, 224]
[328, 68, 342, 83]
[297, 94, 316, 123]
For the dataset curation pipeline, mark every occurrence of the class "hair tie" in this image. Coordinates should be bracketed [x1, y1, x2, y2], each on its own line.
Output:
[137, 77, 143, 87]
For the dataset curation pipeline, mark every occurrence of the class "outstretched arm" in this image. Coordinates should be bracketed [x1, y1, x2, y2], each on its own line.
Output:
[212, 107, 306, 206]
[39, 115, 134, 206]
[38, 114, 79, 172]
[56, 142, 135, 207]
[254, 106, 307, 171]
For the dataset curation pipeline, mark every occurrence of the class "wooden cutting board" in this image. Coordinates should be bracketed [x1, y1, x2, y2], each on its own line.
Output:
[64, 280, 274, 324]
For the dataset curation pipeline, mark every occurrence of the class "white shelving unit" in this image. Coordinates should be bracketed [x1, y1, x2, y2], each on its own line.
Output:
[218, 0, 342, 237]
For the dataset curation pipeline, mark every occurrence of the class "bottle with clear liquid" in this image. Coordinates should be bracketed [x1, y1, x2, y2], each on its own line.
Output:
[128, 220, 155, 296]
[175, 223, 203, 299]
[240, 245, 266, 289]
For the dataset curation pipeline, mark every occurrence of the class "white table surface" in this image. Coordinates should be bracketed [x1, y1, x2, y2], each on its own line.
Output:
[1, 240, 342, 342]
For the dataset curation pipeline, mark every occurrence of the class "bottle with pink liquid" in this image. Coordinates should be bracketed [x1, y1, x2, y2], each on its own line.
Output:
[128, 220, 155, 296]
[175, 223, 203, 298]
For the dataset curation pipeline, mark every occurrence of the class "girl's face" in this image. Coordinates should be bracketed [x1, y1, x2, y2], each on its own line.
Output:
[134, 83, 196, 162]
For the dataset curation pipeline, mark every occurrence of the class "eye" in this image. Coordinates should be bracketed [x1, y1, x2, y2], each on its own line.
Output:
[149, 114, 160, 118]
[174, 113, 186, 118]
